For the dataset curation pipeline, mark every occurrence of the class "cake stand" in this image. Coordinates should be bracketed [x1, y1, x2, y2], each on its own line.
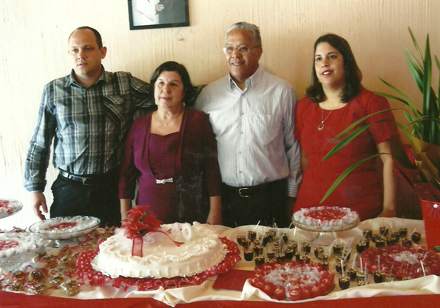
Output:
[29, 216, 100, 248]
[292, 218, 360, 246]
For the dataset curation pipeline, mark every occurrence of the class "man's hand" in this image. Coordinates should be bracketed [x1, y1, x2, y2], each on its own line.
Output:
[31, 192, 48, 220]
[286, 197, 296, 220]
[155, 4, 164, 11]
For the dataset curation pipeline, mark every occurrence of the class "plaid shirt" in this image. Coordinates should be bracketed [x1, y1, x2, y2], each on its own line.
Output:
[24, 68, 154, 192]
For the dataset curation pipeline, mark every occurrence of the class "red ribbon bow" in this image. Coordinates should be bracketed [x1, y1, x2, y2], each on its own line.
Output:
[121, 206, 183, 257]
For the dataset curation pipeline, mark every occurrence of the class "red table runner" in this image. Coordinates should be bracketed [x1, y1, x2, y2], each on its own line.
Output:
[2, 291, 439, 308]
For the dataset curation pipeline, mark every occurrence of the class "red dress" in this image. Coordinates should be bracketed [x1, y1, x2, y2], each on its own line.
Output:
[294, 89, 398, 220]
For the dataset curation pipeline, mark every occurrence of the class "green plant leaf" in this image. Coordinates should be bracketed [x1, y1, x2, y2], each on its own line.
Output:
[376, 79, 421, 118]
[374, 90, 411, 106]
[332, 108, 404, 142]
[422, 35, 432, 142]
[402, 110, 423, 139]
[404, 47, 423, 74]
[323, 124, 374, 161]
[324, 118, 406, 161]
[409, 27, 424, 61]
[404, 48, 424, 92]
[320, 154, 384, 203]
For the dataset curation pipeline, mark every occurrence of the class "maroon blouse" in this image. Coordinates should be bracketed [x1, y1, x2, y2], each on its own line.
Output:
[148, 132, 179, 180]
[119, 109, 222, 224]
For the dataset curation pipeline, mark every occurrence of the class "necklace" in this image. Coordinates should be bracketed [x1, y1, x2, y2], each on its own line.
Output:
[318, 109, 334, 130]
[157, 109, 184, 126]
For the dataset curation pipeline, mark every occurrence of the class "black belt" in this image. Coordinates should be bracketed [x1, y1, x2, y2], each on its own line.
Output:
[222, 179, 286, 198]
[59, 170, 114, 186]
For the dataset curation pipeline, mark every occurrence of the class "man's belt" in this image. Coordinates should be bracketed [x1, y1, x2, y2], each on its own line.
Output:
[59, 170, 106, 185]
[222, 180, 285, 198]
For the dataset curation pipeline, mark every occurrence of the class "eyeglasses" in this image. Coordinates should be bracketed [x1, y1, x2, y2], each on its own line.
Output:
[223, 45, 261, 54]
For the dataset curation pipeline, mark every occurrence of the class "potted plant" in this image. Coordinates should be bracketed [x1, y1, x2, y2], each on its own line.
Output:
[321, 28, 440, 249]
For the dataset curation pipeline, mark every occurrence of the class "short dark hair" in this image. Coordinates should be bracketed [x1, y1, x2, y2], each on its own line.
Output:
[150, 61, 193, 103]
[69, 26, 103, 49]
[306, 34, 362, 103]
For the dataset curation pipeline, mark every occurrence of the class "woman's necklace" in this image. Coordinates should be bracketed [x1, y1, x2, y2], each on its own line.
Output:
[318, 109, 334, 131]
[158, 109, 183, 126]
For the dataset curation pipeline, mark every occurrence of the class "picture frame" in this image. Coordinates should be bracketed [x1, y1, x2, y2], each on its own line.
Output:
[128, 0, 189, 30]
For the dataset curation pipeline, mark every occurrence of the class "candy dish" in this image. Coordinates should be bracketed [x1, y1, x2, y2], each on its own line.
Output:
[250, 261, 335, 301]
[0, 199, 23, 219]
[29, 216, 100, 240]
[292, 206, 360, 233]
[359, 245, 440, 279]
[0, 232, 46, 268]
[293, 219, 359, 233]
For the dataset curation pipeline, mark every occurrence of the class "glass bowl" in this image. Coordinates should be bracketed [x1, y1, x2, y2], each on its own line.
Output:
[0, 199, 23, 219]
[29, 216, 100, 240]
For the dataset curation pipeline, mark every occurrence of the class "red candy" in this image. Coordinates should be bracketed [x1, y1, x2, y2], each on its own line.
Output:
[0, 200, 13, 215]
[0, 239, 19, 251]
[250, 261, 334, 301]
[273, 286, 286, 300]
[360, 245, 440, 278]
[45, 222, 78, 231]
[304, 207, 347, 221]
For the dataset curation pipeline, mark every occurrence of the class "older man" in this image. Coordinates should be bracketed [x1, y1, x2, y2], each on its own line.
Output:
[193, 22, 301, 227]
[24, 27, 153, 227]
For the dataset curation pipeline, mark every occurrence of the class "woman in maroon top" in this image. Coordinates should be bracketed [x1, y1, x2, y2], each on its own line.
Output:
[119, 61, 222, 224]
[294, 34, 399, 220]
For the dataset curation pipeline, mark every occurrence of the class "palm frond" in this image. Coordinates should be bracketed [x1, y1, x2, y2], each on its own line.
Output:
[409, 27, 424, 61]
[332, 108, 403, 141]
[320, 154, 384, 203]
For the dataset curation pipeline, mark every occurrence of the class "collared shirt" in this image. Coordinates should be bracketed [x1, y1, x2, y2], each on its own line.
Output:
[193, 66, 302, 197]
[24, 68, 153, 192]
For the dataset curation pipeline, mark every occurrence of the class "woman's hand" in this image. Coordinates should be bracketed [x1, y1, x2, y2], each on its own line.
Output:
[377, 140, 397, 218]
[120, 199, 132, 221]
[206, 196, 222, 225]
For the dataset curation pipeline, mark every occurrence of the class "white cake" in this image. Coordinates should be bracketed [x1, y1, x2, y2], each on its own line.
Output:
[91, 222, 227, 279]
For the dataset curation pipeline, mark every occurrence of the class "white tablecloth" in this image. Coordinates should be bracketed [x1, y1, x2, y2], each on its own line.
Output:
[1, 218, 439, 307]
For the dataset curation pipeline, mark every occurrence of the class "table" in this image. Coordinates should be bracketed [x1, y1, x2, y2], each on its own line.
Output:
[1, 218, 439, 307]
[2, 292, 440, 308]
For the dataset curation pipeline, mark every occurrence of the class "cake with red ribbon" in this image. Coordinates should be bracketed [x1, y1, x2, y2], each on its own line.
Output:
[91, 206, 228, 279]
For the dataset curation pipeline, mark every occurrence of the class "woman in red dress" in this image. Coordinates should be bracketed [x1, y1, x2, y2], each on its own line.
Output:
[119, 61, 222, 224]
[294, 34, 398, 221]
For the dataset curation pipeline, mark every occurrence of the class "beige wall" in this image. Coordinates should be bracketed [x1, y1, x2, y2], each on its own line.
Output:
[0, 0, 438, 229]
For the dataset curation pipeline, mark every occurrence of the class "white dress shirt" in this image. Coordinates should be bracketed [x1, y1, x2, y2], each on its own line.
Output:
[193, 66, 302, 197]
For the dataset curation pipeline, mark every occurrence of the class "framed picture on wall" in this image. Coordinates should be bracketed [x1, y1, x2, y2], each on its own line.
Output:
[128, 0, 189, 30]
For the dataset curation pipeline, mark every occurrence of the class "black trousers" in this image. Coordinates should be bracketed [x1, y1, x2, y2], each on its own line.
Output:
[221, 179, 289, 228]
[50, 169, 121, 227]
